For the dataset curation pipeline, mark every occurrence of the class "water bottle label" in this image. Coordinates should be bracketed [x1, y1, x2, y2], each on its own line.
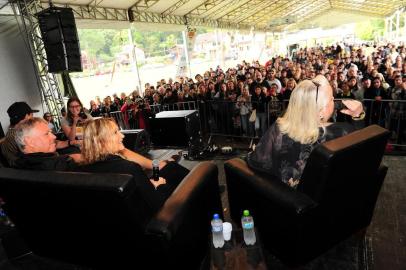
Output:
[212, 226, 222, 232]
[243, 222, 254, 229]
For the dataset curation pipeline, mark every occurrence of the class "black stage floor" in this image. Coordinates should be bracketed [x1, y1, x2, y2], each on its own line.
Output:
[0, 149, 405, 270]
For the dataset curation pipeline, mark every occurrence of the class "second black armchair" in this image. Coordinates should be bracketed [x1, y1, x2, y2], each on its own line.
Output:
[224, 125, 389, 265]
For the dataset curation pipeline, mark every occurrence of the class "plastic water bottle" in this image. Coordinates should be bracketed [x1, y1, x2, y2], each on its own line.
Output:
[152, 159, 160, 181]
[241, 210, 256, 245]
[211, 214, 224, 248]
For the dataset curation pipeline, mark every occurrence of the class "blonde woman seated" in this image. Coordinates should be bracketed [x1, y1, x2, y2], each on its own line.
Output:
[247, 75, 364, 188]
[77, 118, 189, 212]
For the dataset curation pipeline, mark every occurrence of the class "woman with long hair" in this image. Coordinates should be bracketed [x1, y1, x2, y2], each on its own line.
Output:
[78, 118, 189, 212]
[236, 85, 252, 136]
[61, 97, 93, 141]
[247, 75, 364, 188]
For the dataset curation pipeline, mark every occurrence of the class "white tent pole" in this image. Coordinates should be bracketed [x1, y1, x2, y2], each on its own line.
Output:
[128, 27, 142, 94]
[182, 30, 192, 78]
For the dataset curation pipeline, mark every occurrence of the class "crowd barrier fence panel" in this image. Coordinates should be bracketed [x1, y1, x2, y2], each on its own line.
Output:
[109, 111, 128, 130]
[107, 101, 198, 130]
[105, 99, 406, 149]
[362, 99, 406, 148]
[197, 99, 406, 148]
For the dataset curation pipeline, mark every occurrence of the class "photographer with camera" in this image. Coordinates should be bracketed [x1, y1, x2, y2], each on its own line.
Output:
[61, 97, 93, 141]
[122, 96, 152, 131]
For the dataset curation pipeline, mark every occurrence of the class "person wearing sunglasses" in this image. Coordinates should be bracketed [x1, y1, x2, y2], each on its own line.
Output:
[247, 75, 364, 188]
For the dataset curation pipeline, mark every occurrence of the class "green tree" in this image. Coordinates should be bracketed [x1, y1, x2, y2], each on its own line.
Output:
[99, 30, 116, 57]
[159, 34, 177, 52]
[109, 30, 130, 55]
[78, 29, 105, 57]
[78, 28, 203, 61]
[355, 19, 385, 41]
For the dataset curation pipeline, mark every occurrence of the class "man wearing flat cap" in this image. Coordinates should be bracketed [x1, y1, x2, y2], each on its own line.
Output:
[1, 102, 39, 167]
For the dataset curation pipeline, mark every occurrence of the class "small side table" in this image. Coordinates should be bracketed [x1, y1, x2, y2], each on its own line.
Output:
[208, 229, 267, 270]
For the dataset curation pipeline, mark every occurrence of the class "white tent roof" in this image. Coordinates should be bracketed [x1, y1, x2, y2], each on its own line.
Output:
[38, 0, 405, 31]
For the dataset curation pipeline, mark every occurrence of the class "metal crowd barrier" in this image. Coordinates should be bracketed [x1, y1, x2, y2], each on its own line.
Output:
[196, 99, 406, 150]
[196, 100, 287, 139]
[109, 111, 128, 130]
[109, 99, 406, 151]
[108, 101, 197, 130]
[362, 99, 406, 149]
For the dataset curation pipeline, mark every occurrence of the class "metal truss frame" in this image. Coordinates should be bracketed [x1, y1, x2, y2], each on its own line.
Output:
[202, 0, 248, 20]
[161, 0, 191, 18]
[218, 0, 268, 23]
[283, 0, 328, 19]
[245, 0, 298, 25]
[129, 0, 160, 12]
[331, 7, 385, 18]
[10, 0, 65, 129]
[331, 0, 402, 16]
[47, 2, 256, 30]
[251, 0, 330, 30]
[286, 4, 331, 30]
[186, 0, 225, 17]
[47, 3, 128, 21]
[39, 0, 405, 33]
[130, 9, 256, 30]
[332, 2, 389, 16]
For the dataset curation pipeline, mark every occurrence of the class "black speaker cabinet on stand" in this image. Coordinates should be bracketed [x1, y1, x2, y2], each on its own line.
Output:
[150, 110, 201, 147]
[37, 7, 82, 73]
[121, 129, 151, 155]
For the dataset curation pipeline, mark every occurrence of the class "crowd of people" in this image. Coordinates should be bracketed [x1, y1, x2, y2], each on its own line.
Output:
[0, 37, 404, 270]
[0, 41, 405, 194]
[83, 42, 405, 140]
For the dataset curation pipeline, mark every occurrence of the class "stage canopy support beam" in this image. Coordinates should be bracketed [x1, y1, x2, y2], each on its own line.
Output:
[384, 7, 406, 42]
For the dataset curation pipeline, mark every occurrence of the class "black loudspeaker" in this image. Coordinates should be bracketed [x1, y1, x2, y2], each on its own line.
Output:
[37, 7, 82, 73]
[121, 129, 151, 155]
[151, 110, 201, 147]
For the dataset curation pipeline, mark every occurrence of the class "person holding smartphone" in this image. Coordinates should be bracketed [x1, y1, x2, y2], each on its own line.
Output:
[61, 97, 93, 141]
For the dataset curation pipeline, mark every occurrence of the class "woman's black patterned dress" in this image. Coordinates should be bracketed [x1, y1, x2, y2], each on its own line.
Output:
[247, 122, 357, 187]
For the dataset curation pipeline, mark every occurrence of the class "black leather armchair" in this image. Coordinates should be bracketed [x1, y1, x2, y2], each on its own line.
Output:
[0, 161, 222, 269]
[224, 125, 390, 265]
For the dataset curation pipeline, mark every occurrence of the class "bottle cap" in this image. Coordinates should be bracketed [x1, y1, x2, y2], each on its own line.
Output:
[243, 210, 250, 216]
[213, 213, 220, 219]
[152, 159, 159, 166]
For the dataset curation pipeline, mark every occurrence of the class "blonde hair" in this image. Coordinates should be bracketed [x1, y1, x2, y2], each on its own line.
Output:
[81, 118, 120, 164]
[277, 75, 330, 144]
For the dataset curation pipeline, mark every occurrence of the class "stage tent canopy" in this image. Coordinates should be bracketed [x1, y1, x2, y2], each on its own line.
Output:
[37, 0, 405, 31]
